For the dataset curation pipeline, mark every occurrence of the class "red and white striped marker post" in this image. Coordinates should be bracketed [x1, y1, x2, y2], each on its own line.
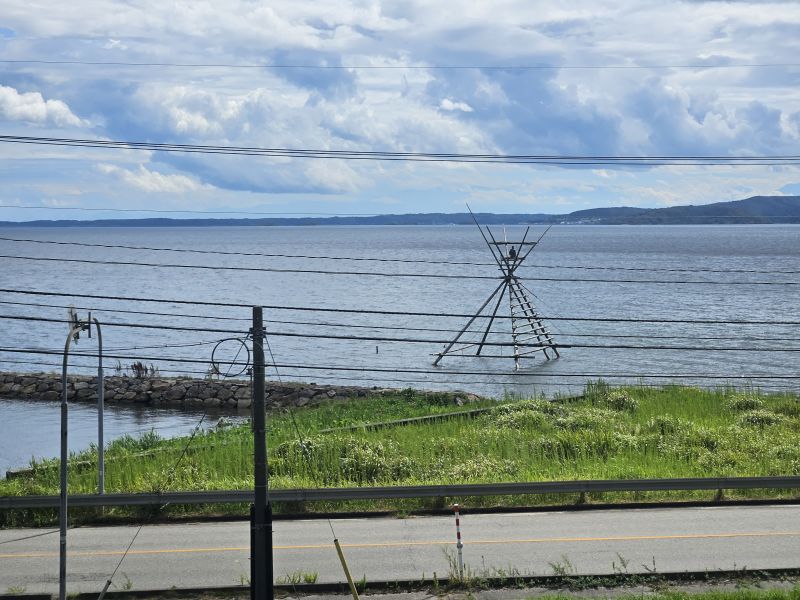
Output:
[453, 503, 464, 578]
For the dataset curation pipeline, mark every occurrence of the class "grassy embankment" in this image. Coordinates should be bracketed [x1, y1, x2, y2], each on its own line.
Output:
[2, 383, 800, 524]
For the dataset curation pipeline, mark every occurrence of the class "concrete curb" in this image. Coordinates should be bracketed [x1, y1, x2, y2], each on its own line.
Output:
[4, 568, 800, 599]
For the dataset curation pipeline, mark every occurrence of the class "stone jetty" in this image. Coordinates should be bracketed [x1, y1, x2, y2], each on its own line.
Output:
[0, 371, 479, 412]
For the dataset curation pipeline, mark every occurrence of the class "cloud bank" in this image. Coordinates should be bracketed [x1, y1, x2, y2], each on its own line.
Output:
[0, 0, 799, 217]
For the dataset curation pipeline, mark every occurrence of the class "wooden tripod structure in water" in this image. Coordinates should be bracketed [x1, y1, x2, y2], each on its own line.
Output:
[433, 211, 560, 370]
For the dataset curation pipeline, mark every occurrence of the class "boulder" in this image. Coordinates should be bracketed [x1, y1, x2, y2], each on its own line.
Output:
[164, 385, 187, 402]
[216, 388, 233, 402]
[76, 388, 97, 400]
[149, 380, 171, 392]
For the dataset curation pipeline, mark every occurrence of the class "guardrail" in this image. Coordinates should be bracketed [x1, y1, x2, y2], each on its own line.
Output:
[2, 475, 800, 509]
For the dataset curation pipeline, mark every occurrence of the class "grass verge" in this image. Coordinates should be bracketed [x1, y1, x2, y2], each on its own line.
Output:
[2, 383, 800, 526]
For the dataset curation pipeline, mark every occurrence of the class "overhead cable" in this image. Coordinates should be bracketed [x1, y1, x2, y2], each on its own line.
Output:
[2, 298, 796, 343]
[4, 59, 800, 70]
[2, 312, 800, 350]
[2, 287, 799, 325]
[2, 347, 799, 380]
[0, 205, 376, 216]
[1, 135, 800, 166]
[1, 236, 797, 276]
[5, 357, 800, 391]
[1, 254, 797, 285]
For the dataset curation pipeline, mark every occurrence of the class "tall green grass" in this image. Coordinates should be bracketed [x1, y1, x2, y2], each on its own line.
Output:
[2, 384, 800, 522]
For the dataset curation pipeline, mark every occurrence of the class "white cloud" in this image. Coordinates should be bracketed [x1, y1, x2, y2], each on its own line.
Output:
[439, 98, 474, 112]
[103, 38, 126, 50]
[0, 85, 88, 127]
[98, 164, 211, 193]
[2, 0, 800, 215]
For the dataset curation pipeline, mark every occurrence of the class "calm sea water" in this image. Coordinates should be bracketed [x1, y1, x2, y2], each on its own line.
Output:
[1, 224, 798, 470]
[0, 398, 239, 476]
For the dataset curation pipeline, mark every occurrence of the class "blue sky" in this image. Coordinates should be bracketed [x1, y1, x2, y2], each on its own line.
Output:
[1, 1, 799, 220]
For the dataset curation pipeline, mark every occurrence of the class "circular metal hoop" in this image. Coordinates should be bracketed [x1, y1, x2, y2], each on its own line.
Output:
[210, 337, 251, 378]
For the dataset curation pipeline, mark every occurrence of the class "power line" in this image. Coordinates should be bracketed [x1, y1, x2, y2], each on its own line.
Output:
[0, 314, 244, 335]
[0, 299, 252, 322]
[0, 205, 377, 216]
[7, 356, 799, 391]
[4, 59, 800, 71]
[3, 298, 797, 344]
[3, 346, 799, 380]
[2, 235, 797, 276]
[1, 135, 800, 166]
[0, 530, 60, 546]
[3, 308, 800, 351]
[2, 253, 798, 285]
[3, 287, 799, 325]
[96, 402, 214, 595]
[266, 372, 800, 391]
[0, 253, 494, 280]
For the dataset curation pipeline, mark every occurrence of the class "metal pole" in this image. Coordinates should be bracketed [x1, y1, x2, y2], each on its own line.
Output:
[93, 318, 104, 495]
[433, 280, 506, 366]
[466, 205, 505, 269]
[251, 307, 273, 600]
[59, 326, 79, 600]
[453, 504, 464, 579]
[475, 281, 509, 356]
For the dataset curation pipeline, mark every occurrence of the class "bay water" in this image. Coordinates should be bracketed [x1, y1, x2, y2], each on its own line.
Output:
[1, 224, 798, 471]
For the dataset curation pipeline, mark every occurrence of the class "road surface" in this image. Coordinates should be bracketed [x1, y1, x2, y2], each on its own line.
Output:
[2, 504, 800, 593]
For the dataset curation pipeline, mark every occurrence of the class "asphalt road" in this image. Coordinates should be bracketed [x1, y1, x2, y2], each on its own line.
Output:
[2, 504, 800, 594]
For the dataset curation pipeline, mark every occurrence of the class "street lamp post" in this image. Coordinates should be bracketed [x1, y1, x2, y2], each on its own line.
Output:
[59, 308, 104, 600]
[90, 316, 105, 495]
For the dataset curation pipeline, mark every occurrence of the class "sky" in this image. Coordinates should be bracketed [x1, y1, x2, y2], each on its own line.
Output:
[1, 1, 800, 220]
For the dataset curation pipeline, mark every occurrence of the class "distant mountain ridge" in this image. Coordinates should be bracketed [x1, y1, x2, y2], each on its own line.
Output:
[1, 195, 798, 227]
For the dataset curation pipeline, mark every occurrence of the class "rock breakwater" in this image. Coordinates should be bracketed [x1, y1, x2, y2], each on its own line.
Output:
[0, 371, 479, 412]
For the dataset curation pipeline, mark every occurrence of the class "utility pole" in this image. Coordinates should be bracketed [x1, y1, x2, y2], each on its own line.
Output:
[251, 306, 273, 600]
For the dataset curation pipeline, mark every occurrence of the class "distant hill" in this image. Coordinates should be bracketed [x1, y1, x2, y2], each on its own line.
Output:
[1, 195, 798, 227]
[599, 196, 800, 224]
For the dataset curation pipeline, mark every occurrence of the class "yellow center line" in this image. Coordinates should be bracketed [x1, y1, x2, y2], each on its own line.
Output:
[2, 530, 800, 559]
